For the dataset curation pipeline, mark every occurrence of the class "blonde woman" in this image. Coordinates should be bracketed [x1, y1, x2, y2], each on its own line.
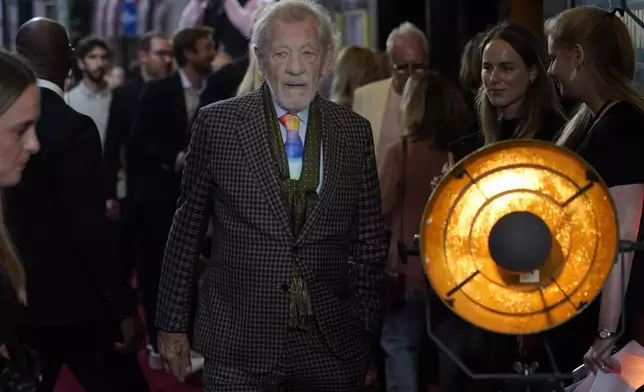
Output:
[546, 6, 644, 376]
[236, 54, 263, 96]
[0, 51, 40, 356]
[330, 45, 379, 107]
[235, 1, 268, 96]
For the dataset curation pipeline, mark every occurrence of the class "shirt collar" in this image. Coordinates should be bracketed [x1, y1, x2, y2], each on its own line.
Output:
[140, 69, 152, 82]
[37, 79, 64, 99]
[179, 68, 207, 94]
[272, 97, 309, 126]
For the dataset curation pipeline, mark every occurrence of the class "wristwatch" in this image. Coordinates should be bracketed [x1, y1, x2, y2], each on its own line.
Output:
[597, 329, 617, 339]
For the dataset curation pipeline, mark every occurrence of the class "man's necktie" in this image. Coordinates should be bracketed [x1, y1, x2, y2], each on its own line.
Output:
[278, 113, 312, 330]
[279, 114, 303, 180]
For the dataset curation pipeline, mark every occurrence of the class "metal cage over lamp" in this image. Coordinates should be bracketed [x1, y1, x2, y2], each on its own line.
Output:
[411, 140, 632, 388]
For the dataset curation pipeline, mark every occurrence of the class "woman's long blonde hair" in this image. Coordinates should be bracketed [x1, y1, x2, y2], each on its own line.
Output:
[330, 45, 378, 107]
[0, 51, 34, 304]
[0, 201, 25, 304]
[545, 6, 644, 148]
[237, 54, 263, 96]
[476, 21, 563, 144]
[236, 1, 267, 96]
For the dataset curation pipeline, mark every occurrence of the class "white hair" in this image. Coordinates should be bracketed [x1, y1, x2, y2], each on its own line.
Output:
[251, 0, 340, 59]
[385, 22, 428, 54]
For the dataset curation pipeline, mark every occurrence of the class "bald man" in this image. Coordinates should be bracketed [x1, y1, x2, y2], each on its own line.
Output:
[4, 18, 148, 392]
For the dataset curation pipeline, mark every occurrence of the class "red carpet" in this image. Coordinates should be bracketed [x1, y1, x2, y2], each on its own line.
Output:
[50, 278, 384, 391]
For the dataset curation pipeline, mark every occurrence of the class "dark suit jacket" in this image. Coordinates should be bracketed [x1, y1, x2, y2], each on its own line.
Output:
[199, 55, 249, 108]
[155, 84, 388, 373]
[103, 76, 145, 200]
[4, 87, 136, 326]
[198, 54, 249, 108]
[129, 72, 189, 206]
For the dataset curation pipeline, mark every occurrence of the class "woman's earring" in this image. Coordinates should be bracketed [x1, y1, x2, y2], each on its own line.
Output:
[569, 60, 578, 82]
[569, 68, 577, 82]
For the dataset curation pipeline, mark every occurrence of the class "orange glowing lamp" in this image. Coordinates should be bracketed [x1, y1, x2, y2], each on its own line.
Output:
[420, 140, 618, 335]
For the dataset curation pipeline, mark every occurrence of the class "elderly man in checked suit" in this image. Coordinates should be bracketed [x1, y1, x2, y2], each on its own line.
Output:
[155, 0, 388, 390]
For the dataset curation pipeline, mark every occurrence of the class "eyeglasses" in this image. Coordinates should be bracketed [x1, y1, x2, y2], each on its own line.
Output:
[392, 63, 428, 74]
[151, 50, 173, 59]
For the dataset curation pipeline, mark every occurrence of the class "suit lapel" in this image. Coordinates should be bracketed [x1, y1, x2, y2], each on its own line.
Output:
[236, 87, 293, 237]
[296, 98, 345, 244]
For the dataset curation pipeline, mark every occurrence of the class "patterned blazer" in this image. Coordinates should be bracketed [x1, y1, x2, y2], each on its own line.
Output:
[155, 84, 388, 373]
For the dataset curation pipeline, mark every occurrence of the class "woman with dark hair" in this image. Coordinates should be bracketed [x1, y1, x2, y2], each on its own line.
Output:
[459, 30, 487, 99]
[546, 5, 644, 377]
[0, 50, 41, 385]
[440, 21, 569, 391]
[477, 21, 566, 144]
[450, 21, 566, 162]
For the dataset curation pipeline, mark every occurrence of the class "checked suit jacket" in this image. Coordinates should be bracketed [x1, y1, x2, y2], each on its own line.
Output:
[155, 84, 388, 373]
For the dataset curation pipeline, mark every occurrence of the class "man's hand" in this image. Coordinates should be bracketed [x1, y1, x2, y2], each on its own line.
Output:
[106, 199, 121, 221]
[158, 331, 192, 382]
[114, 314, 146, 353]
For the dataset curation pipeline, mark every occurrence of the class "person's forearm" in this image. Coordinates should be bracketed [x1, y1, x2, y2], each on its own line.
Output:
[597, 253, 633, 332]
[597, 184, 643, 333]
[223, 0, 256, 37]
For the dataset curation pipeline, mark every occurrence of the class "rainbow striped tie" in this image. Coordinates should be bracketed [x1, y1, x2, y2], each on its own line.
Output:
[279, 114, 303, 180]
